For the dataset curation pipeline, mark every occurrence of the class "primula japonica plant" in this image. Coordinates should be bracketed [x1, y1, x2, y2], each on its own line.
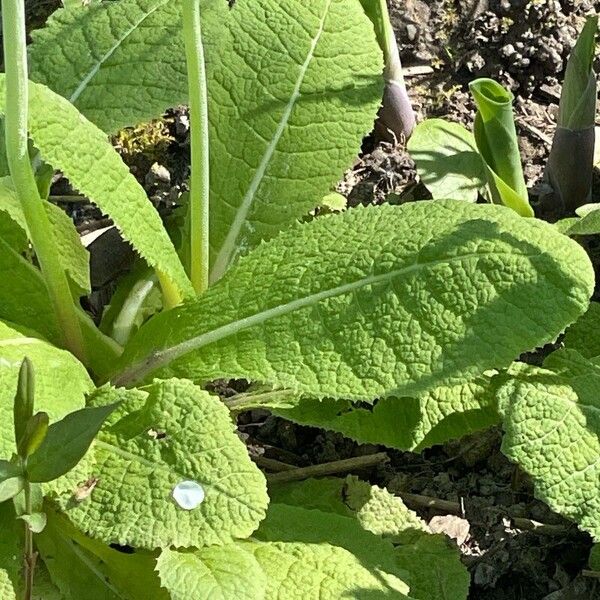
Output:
[0, 0, 596, 598]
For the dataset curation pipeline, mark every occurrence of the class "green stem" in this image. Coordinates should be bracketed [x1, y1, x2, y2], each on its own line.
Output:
[182, 0, 210, 295]
[22, 480, 35, 600]
[1, 0, 87, 363]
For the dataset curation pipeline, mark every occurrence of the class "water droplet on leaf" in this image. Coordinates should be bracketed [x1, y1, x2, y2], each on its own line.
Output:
[172, 480, 205, 510]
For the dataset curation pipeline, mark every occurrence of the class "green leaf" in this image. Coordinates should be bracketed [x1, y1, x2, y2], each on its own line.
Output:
[54, 379, 268, 549]
[0, 503, 20, 600]
[28, 0, 384, 279]
[470, 78, 533, 217]
[157, 545, 267, 600]
[272, 376, 500, 452]
[557, 16, 598, 130]
[37, 511, 168, 600]
[247, 540, 411, 599]
[19, 512, 47, 534]
[13, 357, 35, 449]
[17, 412, 50, 459]
[0, 321, 93, 459]
[270, 477, 469, 600]
[0, 210, 27, 253]
[407, 119, 486, 202]
[0, 476, 24, 503]
[590, 544, 600, 571]
[0, 76, 193, 302]
[0, 176, 90, 296]
[0, 241, 121, 379]
[115, 201, 593, 398]
[27, 404, 117, 483]
[498, 361, 600, 539]
[562, 302, 600, 359]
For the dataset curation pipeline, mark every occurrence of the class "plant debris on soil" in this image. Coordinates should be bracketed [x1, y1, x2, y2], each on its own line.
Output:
[21, 1, 600, 598]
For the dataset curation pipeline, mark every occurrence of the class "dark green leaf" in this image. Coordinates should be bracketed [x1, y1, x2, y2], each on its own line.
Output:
[0, 477, 24, 503]
[13, 358, 34, 449]
[26, 404, 117, 483]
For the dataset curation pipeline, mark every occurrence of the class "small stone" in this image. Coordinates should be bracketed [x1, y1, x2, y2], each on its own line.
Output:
[172, 480, 205, 510]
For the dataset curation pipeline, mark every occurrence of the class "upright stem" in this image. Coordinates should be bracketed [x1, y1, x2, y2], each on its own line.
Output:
[1, 0, 86, 362]
[182, 0, 210, 294]
[22, 480, 36, 600]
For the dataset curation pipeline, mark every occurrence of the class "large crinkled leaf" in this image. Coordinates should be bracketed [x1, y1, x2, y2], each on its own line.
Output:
[0, 321, 92, 458]
[206, 0, 383, 278]
[498, 362, 600, 539]
[267, 477, 468, 600]
[0, 176, 90, 295]
[37, 511, 168, 600]
[54, 379, 268, 549]
[272, 376, 500, 452]
[0, 76, 193, 301]
[0, 239, 121, 379]
[562, 302, 600, 359]
[29, 0, 192, 134]
[28, 0, 383, 279]
[407, 119, 486, 203]
[246, 541, 411, 599]
[114, 201, 593, 399]
[156, 545, 266, 600]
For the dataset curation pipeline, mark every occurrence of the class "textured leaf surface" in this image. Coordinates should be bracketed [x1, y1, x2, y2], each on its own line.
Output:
[0, 321, 92, 458]
[273, 376, 499, 451]
[562, 302, 600, 359]
[0, 176, 90, 295]
[498, 362, 600, 539]
[407, 119, 486, 202]
[0, 76, 193, 300]
[38, 512, 167, 600]
[248, 541, 411, 599]
[0, 240, 120, 379]
[55, 379, 268, 549]
[157, 545, 266, 600]
[0, 503, 19, 600]
[115, 201, 593, 398]
[28, 0, 383, 278]
[271, 477, 469, 600]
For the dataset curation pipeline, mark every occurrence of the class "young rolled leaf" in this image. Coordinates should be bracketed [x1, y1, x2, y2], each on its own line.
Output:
[26, 404, 117, 483]
[360, 0, 416, 140]
[17, 412, 49, 459]
[114, 201, 593, 398]
[0, 321, 93, 459]
[53, 379, 268, 549]
[498, 361, 600, 539]
[545, 17, 598, 213]
[407, 119, 487, 202]
[470, 78, 533, 217]
[271, 376, 500, 452]
[0, 76, 194, 303]
[13, 356, 35, 449]
[28, 0, 384, 281]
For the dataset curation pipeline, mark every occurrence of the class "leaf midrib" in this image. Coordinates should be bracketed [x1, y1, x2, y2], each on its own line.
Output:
[69, 0, 169, 104]
[119, 249, 539, 385]
[209, 0, 334, 281]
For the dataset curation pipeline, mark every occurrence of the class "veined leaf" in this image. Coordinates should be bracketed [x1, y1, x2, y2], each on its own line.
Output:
[157, 545, 267, 600]
[0, 176, 90, 296]
[0, 210, 27, 253]
[54, 379, 268, 549]
[498, 361, 600, 539]
[268, 477, 469, 600]
[0, 238, 121, 379]
[38, 511, 168, 600]
[272, 376, 500, 452]
[407, 119, 486, 202]
[29, 0, 383, 279]
[0, 321, 92, 459]
[246, 540, 411, 599]
[114, 201, 593, 398]
[0, 76, 193, 301]
[562, 302, 600, 360]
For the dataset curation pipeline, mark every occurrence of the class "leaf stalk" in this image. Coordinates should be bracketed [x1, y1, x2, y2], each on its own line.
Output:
[182, 0, 211, 294]
[1, 0, 87, 362]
